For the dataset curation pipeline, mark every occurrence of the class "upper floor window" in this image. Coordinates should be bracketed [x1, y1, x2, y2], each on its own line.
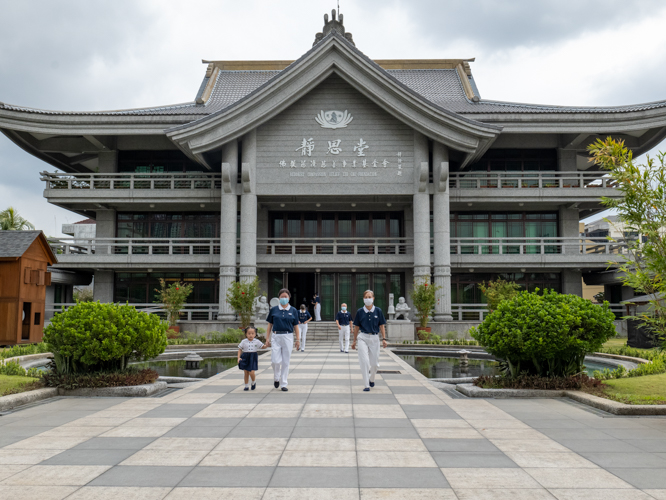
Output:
[468, 149, 557, 172]
[270, 212, 403, 238]
[118, 151, 206, 173]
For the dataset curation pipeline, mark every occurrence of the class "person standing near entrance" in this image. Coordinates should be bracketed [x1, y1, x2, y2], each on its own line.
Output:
[265, 289, 300, 391]
[335, 303, 352, 353]
[298, 304, 312, 352]
[352, 290, 387, 391]
[312, 292, 322, 321]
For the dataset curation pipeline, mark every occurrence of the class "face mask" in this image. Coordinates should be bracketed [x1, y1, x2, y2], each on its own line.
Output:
[364, 298, 373, 307]
[341, 306, 347, 311]
[280, 297, 289, 306]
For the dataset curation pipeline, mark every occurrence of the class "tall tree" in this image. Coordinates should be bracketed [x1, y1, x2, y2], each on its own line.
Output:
[588, 137, 666, 343]
[0, 206, 35, 231]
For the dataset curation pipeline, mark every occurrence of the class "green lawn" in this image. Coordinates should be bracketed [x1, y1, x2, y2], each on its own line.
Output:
[603, 338, 628, 349]
[598, 373, 666, 405]
[0, 375, 40, 396]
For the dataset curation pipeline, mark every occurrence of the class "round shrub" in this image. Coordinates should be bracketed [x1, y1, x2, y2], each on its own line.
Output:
[43, 302, 168, 374]
[471, 289, 616, 377]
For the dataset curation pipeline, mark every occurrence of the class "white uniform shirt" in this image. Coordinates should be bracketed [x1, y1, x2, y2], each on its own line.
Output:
[238, 338, 264, 352]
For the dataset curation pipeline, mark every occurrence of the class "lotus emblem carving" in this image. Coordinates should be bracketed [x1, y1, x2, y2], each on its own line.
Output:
[315, 110, 353, 129]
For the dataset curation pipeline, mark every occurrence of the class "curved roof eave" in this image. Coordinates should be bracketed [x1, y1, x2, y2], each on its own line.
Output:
[166, 32, 502, 161]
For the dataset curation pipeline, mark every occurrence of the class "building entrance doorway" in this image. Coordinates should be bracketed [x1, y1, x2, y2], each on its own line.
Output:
[268, 271, 405, 321]
[287, 273, 316, 313]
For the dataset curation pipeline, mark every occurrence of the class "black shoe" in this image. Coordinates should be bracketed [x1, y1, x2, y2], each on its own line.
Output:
[363, 387, 370, 392]
[281, 387, 288, 392]
[369, 381, 375, 388]
[251, 383, 256, 390]
[274, 381, 279, 388]
[244, 387, 249, 391]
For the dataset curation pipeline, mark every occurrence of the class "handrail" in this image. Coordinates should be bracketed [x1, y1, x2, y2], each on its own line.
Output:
[46, 302, 221, 321]
[40, 171, 222, 190]
[448, 237, 629, 255]
[451, 302, 624, 321]
[49, 237, 222, 256]
[257, 237, 413, 255]
[449, 171, 617, 189]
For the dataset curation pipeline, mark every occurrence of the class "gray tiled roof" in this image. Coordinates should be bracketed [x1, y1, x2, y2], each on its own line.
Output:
[3, 62, 666, 117]
[0, 230, 41, 258]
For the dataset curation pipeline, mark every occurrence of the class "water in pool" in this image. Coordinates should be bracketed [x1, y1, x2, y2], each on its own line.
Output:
[398, 355, 618, 379]
[131, 357, 237, 378]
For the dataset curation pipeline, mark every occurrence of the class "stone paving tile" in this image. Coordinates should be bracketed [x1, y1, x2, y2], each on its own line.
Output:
[526, 468, 635, 489]
[280, 450, 357, 467]
[40, 448, 138, 466]
[285, 438, 356, 451]
[269, 466, 358, 487]
[358, 467, 449, 488]
[0, 464, 30, 481]
[90, 466, 194, 487]
[263, 488, 359, 499]
[200, 450, 283, 467]
[549, 489, 655, 500]
[1, 465, 111, 485]
[164, 487, 265, 500]
[432, 452, 518, 468]
[121, 449, 209, 466]
[163, 426, 234, 438]
[67, 486, 173, 500]
[579, 452, 666, 468]
[0, 485, 79, 500]
[454, 489, 556, 499]
[605, 468, 666, 489]
[423, 438, 501, 453]
[442, 467, 542, 489]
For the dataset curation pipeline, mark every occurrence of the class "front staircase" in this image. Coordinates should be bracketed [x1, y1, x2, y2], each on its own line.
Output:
[306, 321, 342, 341]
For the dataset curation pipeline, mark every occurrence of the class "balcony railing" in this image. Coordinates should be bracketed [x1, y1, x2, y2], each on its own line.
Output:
[46, 303, 220, 321]
[449, 237, 629, 255]
[41, 171, 222, 190]
[452, 303, 624, 321]
[49, 238, 222, 256]
[449, 171, 616, 190]
[257, 237, 414, 255]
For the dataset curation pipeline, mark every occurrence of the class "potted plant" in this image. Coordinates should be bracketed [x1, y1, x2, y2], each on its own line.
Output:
[155, 278, 193, 334]
[410, 279, 441, 339]
[226, 277, 261, 329]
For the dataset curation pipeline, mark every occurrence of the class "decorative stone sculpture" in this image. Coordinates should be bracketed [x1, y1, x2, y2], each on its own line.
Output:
[269, 297, 279, 308]
[255, 296, 270, 322]
[184, 353, 203, 370]
[388, 293, 396, 320]
[394, 297, 411, 321]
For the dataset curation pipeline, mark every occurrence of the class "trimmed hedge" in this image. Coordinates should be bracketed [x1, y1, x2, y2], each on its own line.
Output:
[42, 367, 159, 390]
[471, 289, 616, 377]
[43, 302, 168, 374]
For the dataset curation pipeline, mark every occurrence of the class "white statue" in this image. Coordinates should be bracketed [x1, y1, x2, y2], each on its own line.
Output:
[254, 296, 270, 322]
[395, 297, 411, 321]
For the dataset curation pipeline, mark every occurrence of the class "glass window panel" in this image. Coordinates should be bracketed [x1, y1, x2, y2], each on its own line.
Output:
[355, 273, 370, 311]
[355, 214, 369, 237]
[373, 274, 387, 313]
[390, 214, 401, 237]
[390, 274, 402, 302]
[273, 218, 284, 238]
[372, 214, 386, 237]
[320, 274, 335, 320]
[337, 214, 351, 238]
[339, 274, 353, 311]
[304, 214, 317, 238]
[287, 214, 301, 238]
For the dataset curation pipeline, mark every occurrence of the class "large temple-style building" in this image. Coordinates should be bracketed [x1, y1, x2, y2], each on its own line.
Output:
[1, 11, 661, 331]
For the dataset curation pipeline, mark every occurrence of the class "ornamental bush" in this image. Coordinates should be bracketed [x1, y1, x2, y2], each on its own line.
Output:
[43, 302, 168, 374]
[471, 289, 616, 377]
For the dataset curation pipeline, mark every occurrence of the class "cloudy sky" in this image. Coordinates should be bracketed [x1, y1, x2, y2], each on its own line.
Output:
[1, 0, 665, 235]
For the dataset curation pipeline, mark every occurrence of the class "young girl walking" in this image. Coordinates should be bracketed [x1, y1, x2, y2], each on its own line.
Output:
[237, 326, 265, 391]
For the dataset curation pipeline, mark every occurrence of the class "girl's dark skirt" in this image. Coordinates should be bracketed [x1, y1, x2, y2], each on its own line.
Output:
[238, 352, 258, 372]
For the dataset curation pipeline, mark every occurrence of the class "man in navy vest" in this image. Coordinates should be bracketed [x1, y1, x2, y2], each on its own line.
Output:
[335, 303, 352, 353]
[265, 288, 300, 391]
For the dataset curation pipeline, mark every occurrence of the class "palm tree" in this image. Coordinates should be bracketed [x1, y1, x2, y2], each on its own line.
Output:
[0, 207, 35, 231]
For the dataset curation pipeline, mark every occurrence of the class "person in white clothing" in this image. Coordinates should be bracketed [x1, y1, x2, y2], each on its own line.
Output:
[265, 288, 300, 391]
[335, 303, 352, 353]
[312, 292, 322, 321]
[352, 290, 387, 391]
[237, 327, 265, 391]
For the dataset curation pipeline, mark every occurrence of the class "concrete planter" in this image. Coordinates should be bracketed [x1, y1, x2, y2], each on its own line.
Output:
[57, 380, 167, 397]
[0, 387, 58, 411]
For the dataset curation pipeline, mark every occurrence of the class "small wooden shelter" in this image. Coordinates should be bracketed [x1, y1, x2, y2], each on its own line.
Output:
[0, 231, 56, 345]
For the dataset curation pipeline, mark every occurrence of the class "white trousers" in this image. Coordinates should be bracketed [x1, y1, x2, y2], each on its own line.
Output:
[271, 333, 293, 387]
[314, 303, 321, 321]
[339, 325, 350, 352]
[299, 323, 308, 351]
[357, 332, 380, 388]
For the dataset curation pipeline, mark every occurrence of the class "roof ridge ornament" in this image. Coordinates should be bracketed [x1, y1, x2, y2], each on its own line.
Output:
[313, 8, 355, 46]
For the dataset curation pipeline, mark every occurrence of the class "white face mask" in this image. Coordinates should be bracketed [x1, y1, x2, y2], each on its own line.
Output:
[364, 298, 373, 307]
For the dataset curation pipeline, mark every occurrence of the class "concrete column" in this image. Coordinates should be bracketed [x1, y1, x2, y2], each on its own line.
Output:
[98, 151, 118, 173]
[95, 209, 116, 255]
[219, 141, 238, 321]
[558, 149, 577, 172]
[433, 142, 453, 321]
[93, 270, 114, 303]
[240, 130, 257, 283]
[413, 131, 431, 281]
[562, 269, 583, 296]
[559, 205, 580, 257]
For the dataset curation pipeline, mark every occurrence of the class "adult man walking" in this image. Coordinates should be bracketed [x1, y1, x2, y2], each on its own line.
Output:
[335, 303, 352, 353]
[312, 292, 322, 321]
[352, 290, 387, 391]
[265, 289, 300, 391]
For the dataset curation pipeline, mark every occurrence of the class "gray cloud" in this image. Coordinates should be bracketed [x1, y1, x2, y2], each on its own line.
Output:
[357, 0, 665, 52]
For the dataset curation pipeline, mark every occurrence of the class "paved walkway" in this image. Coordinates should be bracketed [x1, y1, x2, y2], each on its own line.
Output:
[1, 342, 666, 499]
